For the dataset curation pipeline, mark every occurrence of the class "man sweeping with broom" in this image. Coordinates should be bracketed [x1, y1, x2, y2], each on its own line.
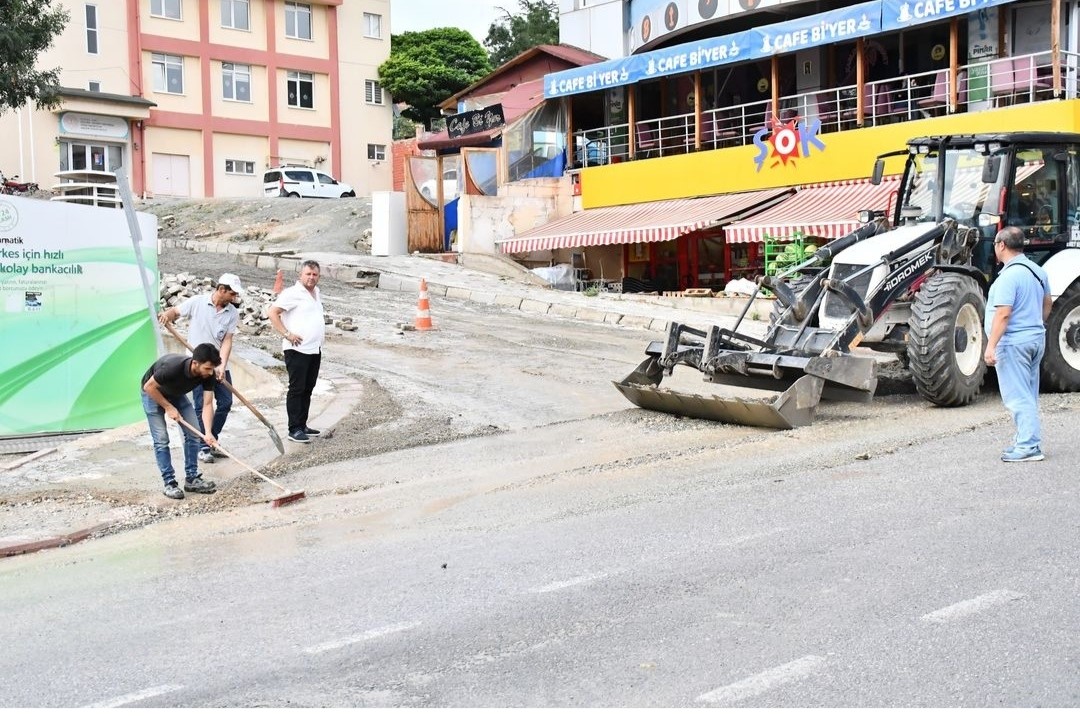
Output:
[141, 343, 221, 500]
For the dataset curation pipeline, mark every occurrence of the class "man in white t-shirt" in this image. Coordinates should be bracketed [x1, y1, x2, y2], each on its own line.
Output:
[158, 272, 245, 462]
[268, 261, 325, 443]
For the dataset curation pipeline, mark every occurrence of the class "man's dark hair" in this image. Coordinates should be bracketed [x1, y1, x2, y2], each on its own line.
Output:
[301, 260, 320, 271]
[192, 342, 222, 366]
[996, 226, 1026, 250]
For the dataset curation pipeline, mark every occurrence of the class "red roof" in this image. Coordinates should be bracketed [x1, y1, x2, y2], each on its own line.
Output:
[417, 79, 547, 151]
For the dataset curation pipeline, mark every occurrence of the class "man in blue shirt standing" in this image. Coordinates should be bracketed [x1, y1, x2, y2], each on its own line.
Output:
[983, 226, 1053, 462]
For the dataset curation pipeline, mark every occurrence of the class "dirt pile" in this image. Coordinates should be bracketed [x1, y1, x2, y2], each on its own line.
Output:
[136, 196, 375, 255]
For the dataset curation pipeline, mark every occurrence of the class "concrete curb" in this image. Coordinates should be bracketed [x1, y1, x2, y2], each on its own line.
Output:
[0, 523, 111, 558]
[162, 237, 773, 333]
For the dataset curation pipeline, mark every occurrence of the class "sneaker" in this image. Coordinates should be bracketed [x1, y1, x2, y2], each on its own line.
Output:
[288, 429, 310, 443]
[303, 427, 321, 437]
[184, 473, 217, 494]
[197, 449, 215, 464]
[163, 483, 185, 500]
[1001, 447, 1044, 462]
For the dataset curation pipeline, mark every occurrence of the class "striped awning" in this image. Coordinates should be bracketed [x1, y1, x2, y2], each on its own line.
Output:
[498, 188, 794, 254]
[725, 176, 902, 244]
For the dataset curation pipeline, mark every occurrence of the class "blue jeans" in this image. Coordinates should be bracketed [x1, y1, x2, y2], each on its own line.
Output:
[142, 391, 202, 484]
[995, 339, 1045, 451]
[193, 370, 233, 452]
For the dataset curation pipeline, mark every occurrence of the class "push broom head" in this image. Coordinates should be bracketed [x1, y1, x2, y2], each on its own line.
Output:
[270, 490, 306, 508]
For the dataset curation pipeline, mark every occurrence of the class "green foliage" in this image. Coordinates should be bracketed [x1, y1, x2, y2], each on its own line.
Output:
[378, 28, 492, 129]
[484, 0, 560, 68]
[393, 114, 418, 140]
[0, 0, 69, 113]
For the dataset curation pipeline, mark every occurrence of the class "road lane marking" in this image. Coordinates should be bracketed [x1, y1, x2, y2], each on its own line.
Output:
[304, 621, 422, 655]
[86, 684, 184, 708]
[697, 655, 826, 705]
[530, 572, 610, 594]
[921, 590, 1025, 622]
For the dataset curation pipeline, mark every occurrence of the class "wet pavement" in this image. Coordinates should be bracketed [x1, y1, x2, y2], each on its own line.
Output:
[2, 238, 773, 557]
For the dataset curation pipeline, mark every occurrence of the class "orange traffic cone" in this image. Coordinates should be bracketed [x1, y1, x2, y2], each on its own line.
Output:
[273, 269, 284, 295]
[415, 278, 434, 331]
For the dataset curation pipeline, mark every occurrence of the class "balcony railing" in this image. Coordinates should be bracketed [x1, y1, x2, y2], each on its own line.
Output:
[572, 50, 1071, 168]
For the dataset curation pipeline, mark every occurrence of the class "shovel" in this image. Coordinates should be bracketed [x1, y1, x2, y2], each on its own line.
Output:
[164, 321, 286, 455]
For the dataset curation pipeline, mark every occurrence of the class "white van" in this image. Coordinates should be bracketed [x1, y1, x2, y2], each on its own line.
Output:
[263, 166, 355, 198]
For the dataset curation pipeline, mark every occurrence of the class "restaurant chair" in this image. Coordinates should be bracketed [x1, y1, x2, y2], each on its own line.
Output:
[1013, 56, 1053, 102]
[989, 57, 1015, 106]
[635, 121, 659, 159]
[916, 69, 949, 115]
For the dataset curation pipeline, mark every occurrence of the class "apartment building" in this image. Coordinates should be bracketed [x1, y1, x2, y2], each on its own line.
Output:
[0, 0, 392, 198]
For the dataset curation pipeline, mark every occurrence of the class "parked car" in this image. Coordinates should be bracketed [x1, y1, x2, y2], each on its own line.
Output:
[263, 166, 355, 198]
[419, 168, 459, 202]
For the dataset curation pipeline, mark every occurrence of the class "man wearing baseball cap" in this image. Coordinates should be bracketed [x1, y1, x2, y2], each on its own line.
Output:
[158, 273, 245, 463]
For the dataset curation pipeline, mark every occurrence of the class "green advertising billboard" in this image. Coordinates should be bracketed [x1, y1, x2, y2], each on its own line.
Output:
[0, 196, 159, 437]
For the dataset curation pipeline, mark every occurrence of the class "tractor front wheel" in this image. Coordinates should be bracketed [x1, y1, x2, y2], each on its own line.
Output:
[1042, 283, 1080, 391]
[907, 272, 987, 406]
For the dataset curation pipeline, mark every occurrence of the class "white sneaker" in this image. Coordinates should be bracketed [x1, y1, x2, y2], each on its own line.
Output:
[197, 449, 215, 464]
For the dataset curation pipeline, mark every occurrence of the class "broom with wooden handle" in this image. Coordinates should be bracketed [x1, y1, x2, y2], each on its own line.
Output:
[177, 417, 305, 507]
[163, 321, 286, 454]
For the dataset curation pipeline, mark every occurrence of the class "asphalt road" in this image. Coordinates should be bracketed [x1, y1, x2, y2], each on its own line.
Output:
[2, 251, 1078, 706]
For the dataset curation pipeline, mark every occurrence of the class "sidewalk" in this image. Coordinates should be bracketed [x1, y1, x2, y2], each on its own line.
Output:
[2, 240, 770, 557]
[161, 237, 774, 338]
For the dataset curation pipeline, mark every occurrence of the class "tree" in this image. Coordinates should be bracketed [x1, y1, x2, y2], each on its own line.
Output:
[0, 0, 69, 113]
[378, 28, 492, 130]
[484, 0, 559, 68]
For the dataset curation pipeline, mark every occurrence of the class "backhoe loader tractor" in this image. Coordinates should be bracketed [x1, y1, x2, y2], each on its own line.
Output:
[615, 133, 1080, 428]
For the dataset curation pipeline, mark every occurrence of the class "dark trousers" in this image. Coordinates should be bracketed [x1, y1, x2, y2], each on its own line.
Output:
[193, 370, 233, 452]
[284, 349, 321, 433]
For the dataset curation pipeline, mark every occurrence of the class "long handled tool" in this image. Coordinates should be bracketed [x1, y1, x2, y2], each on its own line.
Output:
[177, 417, 305, 507]
[164, 321, 285, 454]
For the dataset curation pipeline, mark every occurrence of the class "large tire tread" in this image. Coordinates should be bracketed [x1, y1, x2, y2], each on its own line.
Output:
[907, 272, 987, 406]
[1042, 283, 1080, 392]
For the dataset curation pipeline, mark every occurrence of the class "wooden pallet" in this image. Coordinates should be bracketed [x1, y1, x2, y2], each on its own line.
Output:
[662, 288, 714, 298]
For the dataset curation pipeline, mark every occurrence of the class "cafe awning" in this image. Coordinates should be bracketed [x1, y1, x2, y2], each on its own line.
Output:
[498, 188, 794, 254]
[725, 176, 902, 244]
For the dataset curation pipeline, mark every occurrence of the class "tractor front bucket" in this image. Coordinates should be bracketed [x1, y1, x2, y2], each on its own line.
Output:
[613, 371, 826, 429]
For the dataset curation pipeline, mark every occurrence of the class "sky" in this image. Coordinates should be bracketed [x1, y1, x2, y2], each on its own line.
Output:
[389, 0, 510, 44]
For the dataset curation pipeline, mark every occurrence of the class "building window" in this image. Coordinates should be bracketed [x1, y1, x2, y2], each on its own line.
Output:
[367, 144, 386, 161]
[60, 142, 124, 173]
[363, 12, 382, 38]
[152, 53, 184, 94]
[285, 2, 312, 40]
[364, 79, 384, 105]
[85, 4, 98, 54]
[222, 62, 251, 102]
[88, 81, 101, 92]
[221, 0, 250, 30]
[150, 0, 182, 20]
[287, 70, 314, 109]
[225, 159, 255, 175]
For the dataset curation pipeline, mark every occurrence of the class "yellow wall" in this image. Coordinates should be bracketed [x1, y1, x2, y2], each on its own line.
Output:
[581, 101, 1080, 209]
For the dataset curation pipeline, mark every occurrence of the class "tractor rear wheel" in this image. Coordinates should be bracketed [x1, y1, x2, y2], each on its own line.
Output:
[1042, 283, 1080, 391]
[907, 272, 987, 406]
